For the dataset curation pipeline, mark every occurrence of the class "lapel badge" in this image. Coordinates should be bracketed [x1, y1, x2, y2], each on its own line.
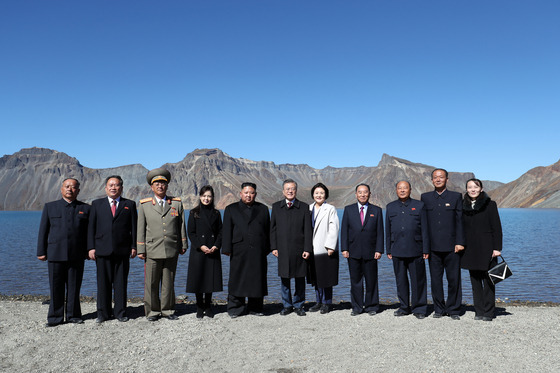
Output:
[78, 211, 84, 214]
[411, 208, 416, 211]
[124, 206, 129, 210]
[445, 203, 451, 207]
[370, 214, 374, 217]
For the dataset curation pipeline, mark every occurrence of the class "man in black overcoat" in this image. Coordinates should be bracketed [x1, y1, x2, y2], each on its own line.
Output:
[340, 183, 384, 316]
[37, 178, 90, 327]
[386, 181, 430, 319]
[88, 175, 137, 323]
[421, 168, 465, 320]
[222, 182, 271, 318]
[270, 179, 313, 316]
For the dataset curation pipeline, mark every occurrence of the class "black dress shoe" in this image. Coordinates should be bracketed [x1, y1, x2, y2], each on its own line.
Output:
[229, 314, 239, 319]
[147, 316, 158, 322]
[118, 317, 129, 322]
[280, 307, 293, 316]
[309, 303, 322, 312]
[368, 311, 377, 316]
[432, 313, 443, 319]
[482, 316, 493, 322]
[394, 310, 410, 317]
[196, 307, 204, 319]
[413, 313, 426, 319]
[320, 304, 330, 314]
[295, 308, 306, 316]
[450, 315, 460, 320]
[350, 310, 361, 316]
[96, 317, 106, 324]
[68, 318, 84, 324]
[205, 308, 214, 319]
[249, 311, 264, 316]
[474, 315, 483, 321]
[165, 314, 179, 320]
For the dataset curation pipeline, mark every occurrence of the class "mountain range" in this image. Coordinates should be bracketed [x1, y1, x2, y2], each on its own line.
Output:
[0, 147, 558, 210]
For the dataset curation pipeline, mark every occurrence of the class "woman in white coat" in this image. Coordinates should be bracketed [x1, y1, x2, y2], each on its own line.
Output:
[308, 183, 339, 314]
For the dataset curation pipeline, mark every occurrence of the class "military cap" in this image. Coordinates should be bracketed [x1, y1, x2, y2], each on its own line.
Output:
[146, 168, 171, 185]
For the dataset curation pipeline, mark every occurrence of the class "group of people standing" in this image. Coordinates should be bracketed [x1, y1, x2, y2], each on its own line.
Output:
[36, 167, 503, 327]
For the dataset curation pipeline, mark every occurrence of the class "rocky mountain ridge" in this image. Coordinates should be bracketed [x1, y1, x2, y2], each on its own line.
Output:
[0, 147, 557, 210]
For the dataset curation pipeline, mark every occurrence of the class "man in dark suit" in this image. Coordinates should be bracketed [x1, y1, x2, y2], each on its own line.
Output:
[222, 182, 271, 318]
[270, 179, 313, 316]
[340, 183, 384, 316]
[386, 181, 430, 319]
[37, 178, 90, 327]
[421, 168, 465, 320]
[88, 175, 137, 323]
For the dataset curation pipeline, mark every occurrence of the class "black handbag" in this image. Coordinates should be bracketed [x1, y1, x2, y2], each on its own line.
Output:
[488, 255, 513, 285]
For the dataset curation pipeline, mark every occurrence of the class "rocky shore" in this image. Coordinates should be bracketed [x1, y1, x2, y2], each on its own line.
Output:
[0, 296, 558, 372]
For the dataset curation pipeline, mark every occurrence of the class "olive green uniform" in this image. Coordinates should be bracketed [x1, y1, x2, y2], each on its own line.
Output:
[137, 196, 188, 317]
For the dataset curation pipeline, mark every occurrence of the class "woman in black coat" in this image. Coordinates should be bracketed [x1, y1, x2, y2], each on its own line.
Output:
[186, 185, 223, 318]
[461, 178, 502, 321]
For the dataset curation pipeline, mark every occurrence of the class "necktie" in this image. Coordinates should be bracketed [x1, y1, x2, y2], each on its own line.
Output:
[287, 201, 292, 209]
[160, 200, 164, 212]
[360, 206, 364, 226]
[111, 200, 117, 216]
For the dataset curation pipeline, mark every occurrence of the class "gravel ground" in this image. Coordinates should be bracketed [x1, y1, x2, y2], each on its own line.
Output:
[0, 299, 558, 372]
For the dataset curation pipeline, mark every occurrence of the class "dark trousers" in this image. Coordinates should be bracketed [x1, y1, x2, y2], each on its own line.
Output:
[280, 277, 306, 309]
[469, 270, 496, 318]
[428, 251, 462, 315]
[48, 260, 84, 324]
[144, 256, 178, 317]
[315, 286, 333, 305]
[96, 255, 130, 319]
[227, 294, 263, 316]
[392, 256, 427, 314]
[196, 293, 212, 309]
[347, 257, 379, 313]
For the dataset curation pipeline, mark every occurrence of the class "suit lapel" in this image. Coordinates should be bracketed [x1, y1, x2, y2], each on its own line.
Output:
[162, 199, 171, 216]
[312, 203, 327, 233]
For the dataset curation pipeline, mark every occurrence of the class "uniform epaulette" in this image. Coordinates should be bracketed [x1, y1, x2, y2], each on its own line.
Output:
[171, 197, 182, 202]
[140, 197, 153, 204]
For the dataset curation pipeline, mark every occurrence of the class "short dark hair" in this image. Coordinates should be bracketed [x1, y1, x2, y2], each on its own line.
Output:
[62, 178, 80, 188]
[395, 180, 411, 188]
[431, 168, 449, 178]
[283, 179, 297, 189]
[241, 182, 257, 191]
[311, 183, 329, 200]
[465, 178, 483, 189]
[355, 183, 370, 192]
[105, 175, 123, 186]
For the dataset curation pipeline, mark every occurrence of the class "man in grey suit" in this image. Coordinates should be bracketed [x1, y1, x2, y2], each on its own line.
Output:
[137, 168, 187, 321]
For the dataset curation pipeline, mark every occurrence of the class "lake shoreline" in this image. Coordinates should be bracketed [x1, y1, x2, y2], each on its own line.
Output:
[1, 293, 558, 307]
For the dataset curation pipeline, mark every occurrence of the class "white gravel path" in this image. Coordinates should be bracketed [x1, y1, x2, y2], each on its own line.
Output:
[0, 300, 558, 372]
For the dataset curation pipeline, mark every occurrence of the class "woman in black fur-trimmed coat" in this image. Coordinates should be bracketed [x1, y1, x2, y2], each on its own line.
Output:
[460, 178, 502, 321]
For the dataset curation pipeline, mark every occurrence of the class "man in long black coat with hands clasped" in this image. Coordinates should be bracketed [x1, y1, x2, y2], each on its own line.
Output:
[222, 182, 271, 318]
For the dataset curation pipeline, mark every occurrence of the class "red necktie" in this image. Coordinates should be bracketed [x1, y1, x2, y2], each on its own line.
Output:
[111, 200, 117, 216]
[360, 206, 364, 226]
[287, 202, 293, 209]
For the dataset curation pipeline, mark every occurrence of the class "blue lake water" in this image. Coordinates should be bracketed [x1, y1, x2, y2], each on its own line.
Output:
[0, 209, 558, 304]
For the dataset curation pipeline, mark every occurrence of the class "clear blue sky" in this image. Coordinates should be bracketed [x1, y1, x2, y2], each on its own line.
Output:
[1, 1, 558, 183]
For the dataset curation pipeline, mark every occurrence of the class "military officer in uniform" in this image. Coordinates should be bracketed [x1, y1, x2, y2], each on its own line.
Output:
[386, 181, 430, 319]
[137, 168, 187, 321]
